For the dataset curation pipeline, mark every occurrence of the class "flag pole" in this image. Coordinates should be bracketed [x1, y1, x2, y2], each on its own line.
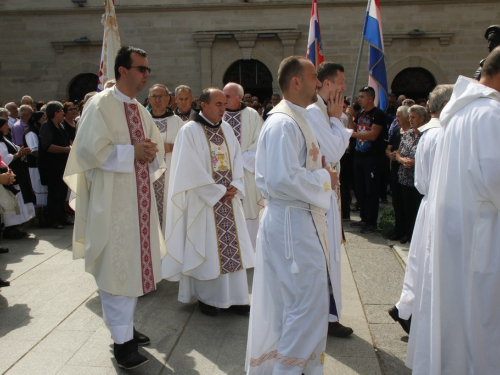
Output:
[349, 0, 372, 109]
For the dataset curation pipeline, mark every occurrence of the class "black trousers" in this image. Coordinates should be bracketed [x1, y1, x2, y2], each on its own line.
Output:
[353, 154, 381, 227]
[43, 168, 68, 225]
[400, 184, 423, 240]
[339, 152, 353, 219]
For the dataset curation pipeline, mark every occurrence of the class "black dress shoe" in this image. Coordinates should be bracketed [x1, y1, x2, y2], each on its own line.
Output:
[388, 306, 411, 334]
[360, 226, 375, 234]
[0, 247, 8, 254]
[199, 301, 217, 316]
[133, 328, 150, 346]
[350, 220, 365, 228]
[328, 322, 354, 337]
[3, 227, 25, 239]
[400, 236, 409, 244]
[229, 304, 251, 315]
[0, 278, 10, 288]
[114, 339, 149, 370]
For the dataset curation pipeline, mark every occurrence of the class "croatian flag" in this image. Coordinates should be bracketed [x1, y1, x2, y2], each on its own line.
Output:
[306, 0, 324, 68]
[97, 0, 121, 91]
[364, 0, 388, 111]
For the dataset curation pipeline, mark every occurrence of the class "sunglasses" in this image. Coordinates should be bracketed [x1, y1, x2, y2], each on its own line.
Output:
[128, 66, 152, 74]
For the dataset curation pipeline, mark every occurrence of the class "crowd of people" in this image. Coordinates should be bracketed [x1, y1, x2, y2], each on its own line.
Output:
[1, 24, 500, 374]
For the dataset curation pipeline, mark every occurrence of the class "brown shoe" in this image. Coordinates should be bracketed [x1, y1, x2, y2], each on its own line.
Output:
[328, 322, 354, 337]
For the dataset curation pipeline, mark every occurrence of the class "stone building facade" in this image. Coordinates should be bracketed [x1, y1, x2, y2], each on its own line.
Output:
[0, 0, 498, 104]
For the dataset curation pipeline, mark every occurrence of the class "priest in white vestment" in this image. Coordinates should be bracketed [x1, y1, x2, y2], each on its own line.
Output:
[306, 62, 353, 338]
[162, 88, 254, 316]
[223, 82, 264, 249]
[64, 46, 167, 370]
[147, 83, 184, 234]
[387, 85, 453, 338]
[410, 48, 500, 375]
[246, 56, 337, 375]
[174, 85, 198, 124]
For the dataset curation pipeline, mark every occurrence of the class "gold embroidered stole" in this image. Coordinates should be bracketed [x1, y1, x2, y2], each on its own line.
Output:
[200, 123, 243, 274]
[269, 101, 331, 275]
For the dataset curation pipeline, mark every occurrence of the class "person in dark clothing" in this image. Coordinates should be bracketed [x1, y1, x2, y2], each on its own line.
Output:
[349, 86, 388, 233]
[61, 102, 78, 141]
[385, 106, 410, 241]
[38, 101, 71, 229]
[473, 25, 500, 80]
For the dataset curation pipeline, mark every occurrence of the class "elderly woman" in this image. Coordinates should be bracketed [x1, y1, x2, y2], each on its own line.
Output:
[0, 118, 35, 239]
[24, 111, 48, 211]
[386, 105, 410, 241]
[38, 101, 71, 229]
[61, 102, 78, 141]
[395, 105, 426, 244]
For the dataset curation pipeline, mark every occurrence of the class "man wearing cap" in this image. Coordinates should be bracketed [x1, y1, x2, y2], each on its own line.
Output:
[473, 25, 500, 80]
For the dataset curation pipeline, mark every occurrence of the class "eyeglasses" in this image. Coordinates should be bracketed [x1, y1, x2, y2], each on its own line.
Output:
[67, 108, 78, 111]
[128, 66, 152, 74]
[149, 95, 167, 100]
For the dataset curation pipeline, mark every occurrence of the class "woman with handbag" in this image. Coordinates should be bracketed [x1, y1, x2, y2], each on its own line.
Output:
[0, 152, 16, 287]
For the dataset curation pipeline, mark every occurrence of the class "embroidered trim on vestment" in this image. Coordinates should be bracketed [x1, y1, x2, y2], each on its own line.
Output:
[201, 124, 243, 274]
[124, 103, 155, 294]
[223, 110, 242, 144]
[249, 350, 317, 368]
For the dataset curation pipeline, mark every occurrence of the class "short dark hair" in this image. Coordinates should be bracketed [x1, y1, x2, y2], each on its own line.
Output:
[45, 101, 63, 120]
[272, 93, 281, 99]
[359, 86, 376, 99]
[317, 62, 344, 83]
[63, 101, 75, 114]
[114, 46, 147, 80]
[278, 56, 309, 92]
[199, 88, 220, 105]
[482, 46, 500, 78]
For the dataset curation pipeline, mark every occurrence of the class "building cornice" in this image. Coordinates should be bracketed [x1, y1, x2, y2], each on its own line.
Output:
[1, 0, 497, 16]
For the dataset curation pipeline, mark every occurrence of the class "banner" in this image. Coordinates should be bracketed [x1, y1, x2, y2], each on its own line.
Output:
[306, 0, 324, 68]
[97, 0, 121, 91]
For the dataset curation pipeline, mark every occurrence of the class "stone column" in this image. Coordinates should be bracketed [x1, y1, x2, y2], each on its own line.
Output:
[193, 33, 215, 89]
[278, 31, 301, 59]
[234, 33, 258, 60]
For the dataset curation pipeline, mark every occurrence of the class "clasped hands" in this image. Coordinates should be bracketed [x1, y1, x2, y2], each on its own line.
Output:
[322, 155, 339, 190]
[134, 138, 158, 163]
[220, 185, 238, 203]
[0, 170, 16, 185]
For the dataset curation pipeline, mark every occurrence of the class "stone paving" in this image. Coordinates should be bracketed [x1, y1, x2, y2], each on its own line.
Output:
[0, 221, 408, 375]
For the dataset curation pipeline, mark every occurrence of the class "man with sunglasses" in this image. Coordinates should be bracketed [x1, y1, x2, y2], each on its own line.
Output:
[64, 46, 166, 370]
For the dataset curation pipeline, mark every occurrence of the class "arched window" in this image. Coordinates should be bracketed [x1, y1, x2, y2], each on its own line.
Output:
[68, 73, 99, 102]
[391, 68, 437, 101]
[223, 59, 273, 102]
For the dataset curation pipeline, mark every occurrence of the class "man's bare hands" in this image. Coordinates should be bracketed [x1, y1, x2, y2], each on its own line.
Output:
[134, 138, 158, 162]
[164, 143, 174, 154]
[0, 170, 15, 185]
[327, 89, 344, 120]
[322, 155, 339, 189]
[221, 185, 238, 202]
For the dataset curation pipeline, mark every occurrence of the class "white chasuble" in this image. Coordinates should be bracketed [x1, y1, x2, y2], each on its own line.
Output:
[223, 106, 265, 229]
[306, 97, 352, 320]
[410, 77, 500, 374]
[151, 112, 184, 234]
[64, 88, 167, 297]
[246, 100, 332, 375]
[161, 117, 254, 285]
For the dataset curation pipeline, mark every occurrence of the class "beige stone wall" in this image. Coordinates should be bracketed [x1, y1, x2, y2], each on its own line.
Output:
[0, 0, 498, 104]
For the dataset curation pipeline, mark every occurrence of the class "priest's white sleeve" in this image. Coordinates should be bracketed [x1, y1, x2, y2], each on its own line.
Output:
[471, 109, 500, 211]
[256, 115, 332, 210]
[0, 143, 14, 165]
[306, 105, 352, 164]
